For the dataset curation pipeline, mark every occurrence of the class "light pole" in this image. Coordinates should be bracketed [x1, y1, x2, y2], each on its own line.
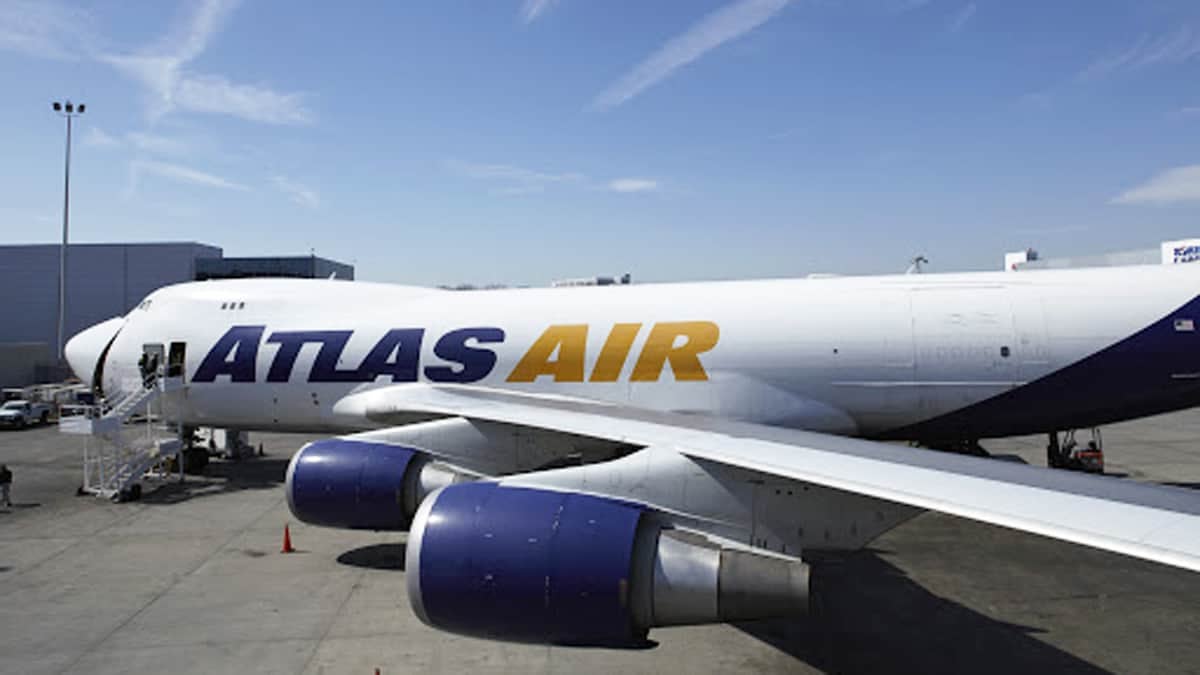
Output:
[52, 100, 84, 363]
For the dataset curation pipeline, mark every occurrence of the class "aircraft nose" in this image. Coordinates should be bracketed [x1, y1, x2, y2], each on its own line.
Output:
[64, 317, 125, 384]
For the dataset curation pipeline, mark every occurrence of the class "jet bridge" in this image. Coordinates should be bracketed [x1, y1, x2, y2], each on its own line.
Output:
[59, 376, 185, 501]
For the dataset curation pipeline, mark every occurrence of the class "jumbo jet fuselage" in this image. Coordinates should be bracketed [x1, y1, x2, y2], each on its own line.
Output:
[66, 265, 1200, 442]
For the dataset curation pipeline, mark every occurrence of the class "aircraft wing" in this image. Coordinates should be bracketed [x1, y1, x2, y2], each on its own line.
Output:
[334, 383, 1200, 573]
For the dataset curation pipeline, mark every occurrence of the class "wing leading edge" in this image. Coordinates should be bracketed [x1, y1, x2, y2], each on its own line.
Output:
[333, 384, 1200, 572]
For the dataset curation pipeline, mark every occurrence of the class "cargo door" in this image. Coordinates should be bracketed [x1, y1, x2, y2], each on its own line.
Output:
[909, 286, 1017, 420]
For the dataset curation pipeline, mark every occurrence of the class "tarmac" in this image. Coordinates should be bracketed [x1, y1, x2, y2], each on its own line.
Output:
[1, 411, 1199, 674]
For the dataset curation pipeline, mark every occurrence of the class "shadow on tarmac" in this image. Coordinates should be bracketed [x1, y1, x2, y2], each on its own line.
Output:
[0, 503, 41, 512]
[734, 550, 1108, 675]
[988, 454, 1029, 464]
[337, 542, 407, 571]
[140, 457, 290, 505]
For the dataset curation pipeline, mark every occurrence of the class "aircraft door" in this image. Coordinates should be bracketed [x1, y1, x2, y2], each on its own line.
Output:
[1008, 286, 1050, 386]
[168, 341, 187, 381]
[141, 343, 165, 380]
[910, 287, 1017, 419]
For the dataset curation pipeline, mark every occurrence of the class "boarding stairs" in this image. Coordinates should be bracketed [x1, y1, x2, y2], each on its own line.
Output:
[60, 377, 186, 500]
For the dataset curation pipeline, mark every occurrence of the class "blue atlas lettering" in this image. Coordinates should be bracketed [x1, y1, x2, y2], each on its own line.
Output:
[424, 327, 506, 383]
[197, 326, 507, 383]
[193, 325, 264, 382]
[356, 328, 424, 382]
[266, 331, 359, 383]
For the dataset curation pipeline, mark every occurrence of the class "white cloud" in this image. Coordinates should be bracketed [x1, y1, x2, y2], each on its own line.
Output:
[83, 127, 120, 148]
[1, 0, 313, 125]
[768, 127, 802, 141]
[592, 0, 789, 110]
[445, 160, 661, 196]
[131, 159, 248, 192]
[491, 184, 549, 196]
[520, 0, 559, 23]
[174, 75, 314, 125]
[445, 160, 584, 183]
[127, 132, 189, 155]
[1112, 165, 1200, 205]
[81, 128, 190, 155]
[0, 1, 97, 60]
[1081, 27, 1200, 79]
[164, 0, 238, 62]
[445, 159, 585, 195]
[947, 3, 976, 33]
[271, 175, 320, 208]
[608, 178, 659, 193]
[102, 0, 313, 125]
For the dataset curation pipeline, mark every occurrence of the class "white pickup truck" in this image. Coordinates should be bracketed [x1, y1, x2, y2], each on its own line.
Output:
[0, 400, 53, 429]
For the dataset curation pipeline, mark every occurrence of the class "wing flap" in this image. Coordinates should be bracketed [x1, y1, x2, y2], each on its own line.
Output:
[334, 383, 1200, 572]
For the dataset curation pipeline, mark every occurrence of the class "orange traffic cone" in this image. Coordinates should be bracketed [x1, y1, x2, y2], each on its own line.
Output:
[281, 524, 295, 553]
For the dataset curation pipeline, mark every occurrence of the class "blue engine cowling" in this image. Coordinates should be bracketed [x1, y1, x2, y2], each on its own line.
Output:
[285, 439, 421, 531]
[406, 482, 651, 646]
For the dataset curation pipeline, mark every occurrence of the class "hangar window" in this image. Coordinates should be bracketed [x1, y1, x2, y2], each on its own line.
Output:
[238, 302, 245, 309]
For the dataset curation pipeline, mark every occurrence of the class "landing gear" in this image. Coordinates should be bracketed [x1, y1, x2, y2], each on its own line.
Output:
[919, 439, 989, 457]
[1047, 432, 1063, 468]
[1047, 429, 1104, 473]
[183, 447, 209, 474]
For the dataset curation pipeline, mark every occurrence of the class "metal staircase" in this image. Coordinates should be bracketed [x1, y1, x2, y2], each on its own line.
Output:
[60, 377, 185, 500]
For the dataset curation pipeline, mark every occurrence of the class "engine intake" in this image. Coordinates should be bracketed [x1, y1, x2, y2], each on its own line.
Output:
[406, 483, 810, 646]
[285, 439, 466, 530]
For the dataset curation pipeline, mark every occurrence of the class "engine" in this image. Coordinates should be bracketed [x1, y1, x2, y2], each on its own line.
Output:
[406, 482, 811, 646]
[285, 439, 467, 530]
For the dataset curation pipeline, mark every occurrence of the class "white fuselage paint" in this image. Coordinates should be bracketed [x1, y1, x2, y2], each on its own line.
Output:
[81, 264, 1200, 439]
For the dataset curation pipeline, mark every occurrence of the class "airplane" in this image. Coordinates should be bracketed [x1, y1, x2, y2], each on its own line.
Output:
[63, 263, 1200, 646]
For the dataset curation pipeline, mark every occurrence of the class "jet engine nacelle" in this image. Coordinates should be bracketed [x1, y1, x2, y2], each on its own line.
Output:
[406, 482, 811, 646]
[285, 439, 468, 530]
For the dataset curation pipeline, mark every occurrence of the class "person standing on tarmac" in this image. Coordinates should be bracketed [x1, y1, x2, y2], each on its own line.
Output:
[0, 464, 12, 507]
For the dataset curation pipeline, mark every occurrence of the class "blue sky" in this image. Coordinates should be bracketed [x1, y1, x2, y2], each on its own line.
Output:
[3, 0, 1200, 285]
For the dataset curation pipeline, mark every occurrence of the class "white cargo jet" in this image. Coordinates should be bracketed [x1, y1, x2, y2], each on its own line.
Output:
[65, 265, 1200, 645]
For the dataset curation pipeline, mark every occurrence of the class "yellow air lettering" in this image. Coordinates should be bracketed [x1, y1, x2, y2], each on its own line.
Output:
[631, 321, 720, 382]
[589, 323, 642, 382]
[506, 325, 588, 382]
